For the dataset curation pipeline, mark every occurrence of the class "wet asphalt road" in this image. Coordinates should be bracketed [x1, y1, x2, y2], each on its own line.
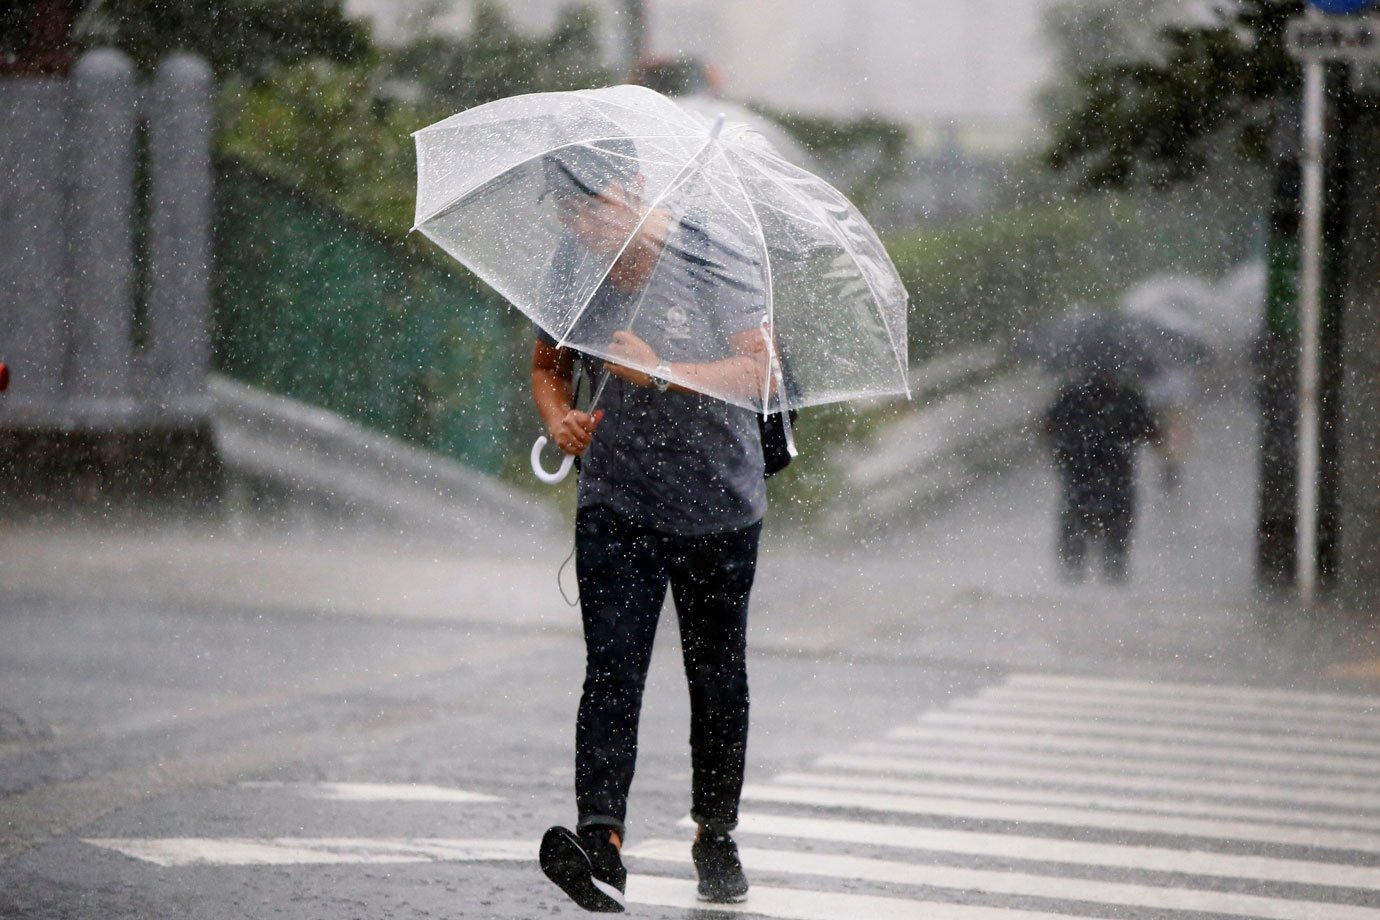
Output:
[4, 393, 1380, 920]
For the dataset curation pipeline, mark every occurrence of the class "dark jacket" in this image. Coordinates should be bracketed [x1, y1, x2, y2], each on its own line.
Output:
[1044, 375, 1157, 511]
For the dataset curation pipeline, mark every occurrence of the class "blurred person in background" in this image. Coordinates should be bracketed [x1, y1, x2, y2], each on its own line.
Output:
[1043, 367, 1158, 584]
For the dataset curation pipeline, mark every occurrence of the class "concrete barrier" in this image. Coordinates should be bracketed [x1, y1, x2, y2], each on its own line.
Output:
[826, 349, 1050, 532]
[210, 375, 560, 546]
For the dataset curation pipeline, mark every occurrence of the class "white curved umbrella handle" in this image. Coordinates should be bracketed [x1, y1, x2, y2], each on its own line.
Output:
[530, 435, 575, 484]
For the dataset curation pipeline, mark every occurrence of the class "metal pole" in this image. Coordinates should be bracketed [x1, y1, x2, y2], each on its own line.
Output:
[1296, 44, 1326, 608]
[622, 0, 646, 77]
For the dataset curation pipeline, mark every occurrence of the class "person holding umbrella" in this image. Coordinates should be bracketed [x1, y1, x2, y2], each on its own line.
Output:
[411, 85, 911, 913]
[1042, 363, 1158, 584]
[531, 143, 770, 911]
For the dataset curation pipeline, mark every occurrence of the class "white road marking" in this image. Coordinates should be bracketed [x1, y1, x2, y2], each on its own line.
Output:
[630, 838, 1380, 920]
[88, 673, 1380, 920]
[770, 771, 1380, 831]
[627, 874, 1109, 920]
[1005, 673, 1380, 712]
[915, 710, 1380, 758]
[959, 691, 1380, 738]
[696, 813, 1380, 889]
[237, 781, 502, 803]
[83, 837, 531, 867]
[739, 783, 1380, 853]
[887, 724, 1380, 775]
[835, 742, 1380, 793]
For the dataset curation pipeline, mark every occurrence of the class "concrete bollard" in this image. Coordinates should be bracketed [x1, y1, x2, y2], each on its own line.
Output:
[67, 48, 137, 408]
[147, 53, 213, 410]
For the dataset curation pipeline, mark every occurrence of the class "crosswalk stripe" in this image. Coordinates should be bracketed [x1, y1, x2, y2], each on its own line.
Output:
[83, 837, 532, 867]
[1005, 673, 1380, 711]
[954, 694, 1380, 740]
[630, 839, 1380, 920]
[887, 724, 1380, 775]
[771, 771, 1380, 831]
[706, 813, 1380, 889]
[236, 782, 503, 803]
[841, 741, 1380, 793]
[979, 682, 1380, 722]
[739, 783, 1380, 853]
[916, 710, 1380, 758]
[627, 874, 1106, 920]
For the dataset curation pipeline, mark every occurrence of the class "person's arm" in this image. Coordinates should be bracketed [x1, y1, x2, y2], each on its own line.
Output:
[603, 328, 771, 403]
[531, 339, 603, 456]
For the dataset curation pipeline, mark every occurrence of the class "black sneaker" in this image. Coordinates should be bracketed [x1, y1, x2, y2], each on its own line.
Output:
[691, 832, 749, 903]
[539, 826, 626, 913]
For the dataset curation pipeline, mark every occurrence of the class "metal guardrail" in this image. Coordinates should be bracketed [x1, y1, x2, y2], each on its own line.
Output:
[210, 374, 560, 544]
[826, 346, 1050, 532]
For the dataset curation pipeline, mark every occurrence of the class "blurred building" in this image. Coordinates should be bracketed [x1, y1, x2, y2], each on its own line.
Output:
[345, 0, 1061, 153]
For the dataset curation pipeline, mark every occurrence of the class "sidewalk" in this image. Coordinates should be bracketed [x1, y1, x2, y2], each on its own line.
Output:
[750, 392, 1380, 683]
[2, 391, 1375, 687]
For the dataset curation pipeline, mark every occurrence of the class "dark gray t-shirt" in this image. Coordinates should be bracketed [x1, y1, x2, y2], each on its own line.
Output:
[539, 220, 767, 535]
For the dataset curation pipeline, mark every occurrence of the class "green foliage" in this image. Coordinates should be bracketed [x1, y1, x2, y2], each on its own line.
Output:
[219, 2, 614, 243]
[0, 2, 38, 55]
[71, 0, 369, 78]
[1045, 0, 1303, 189]
[218, 61, 426, 238]
[888, 188, 1260, 362]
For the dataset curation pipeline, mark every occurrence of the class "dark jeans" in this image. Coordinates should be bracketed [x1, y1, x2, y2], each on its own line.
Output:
[572, 505, 761, 841]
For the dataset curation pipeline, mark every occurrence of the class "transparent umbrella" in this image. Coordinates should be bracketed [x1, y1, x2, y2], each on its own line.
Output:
[413, 85, 910, 482]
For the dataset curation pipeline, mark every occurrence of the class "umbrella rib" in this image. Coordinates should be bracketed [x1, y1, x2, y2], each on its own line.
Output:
[412, 134, 703, 230]
[731, 136, 814, 176]
[702, 153, 829, 230]
[740, 192, 831, 233]
[710, 146, 781, 414]
[696, 169, 763, 239]
[730, 149, 910, 396]
[556, 133, 721, 351]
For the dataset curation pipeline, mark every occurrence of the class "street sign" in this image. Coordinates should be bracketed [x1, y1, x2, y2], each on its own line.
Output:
[1306, 0, 1377, 13]
[1287, 14, 1380, 60]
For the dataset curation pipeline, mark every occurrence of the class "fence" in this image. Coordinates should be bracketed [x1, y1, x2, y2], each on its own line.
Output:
[212, 162, 531, 477]
[0, 48, 212, 432]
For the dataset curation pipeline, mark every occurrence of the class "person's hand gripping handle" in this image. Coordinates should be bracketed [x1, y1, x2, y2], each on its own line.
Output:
[531, 408, 603, 484]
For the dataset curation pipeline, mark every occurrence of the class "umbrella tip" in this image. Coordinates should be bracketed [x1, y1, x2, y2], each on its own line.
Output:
[710, 113, 727, 141]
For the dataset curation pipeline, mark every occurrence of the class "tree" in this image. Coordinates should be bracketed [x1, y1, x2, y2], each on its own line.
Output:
[59, 0, 370, 77]
[220, 2, 616, 240]
[382, 1, 614, 113]
[1044, 0, 1304, 189]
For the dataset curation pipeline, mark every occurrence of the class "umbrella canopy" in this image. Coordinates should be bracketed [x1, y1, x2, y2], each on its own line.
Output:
[672, 94, 823, 176]
[1014, 307, 1211, 380]
[413, 85, 910, 419]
